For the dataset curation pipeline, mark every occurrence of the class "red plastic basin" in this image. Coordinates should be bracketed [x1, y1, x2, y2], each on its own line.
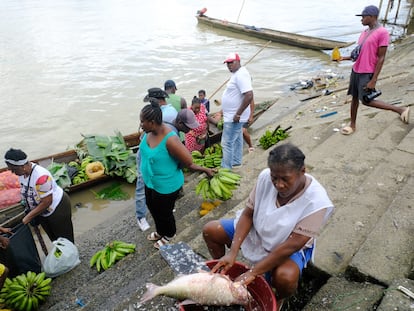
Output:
[179, 260, 277, 311]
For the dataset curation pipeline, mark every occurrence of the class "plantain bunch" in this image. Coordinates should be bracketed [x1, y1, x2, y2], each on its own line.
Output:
[191, 144, 223, 168]
[258, 127, 290, 150]
[90, 240, 136, 272]
[0, 271, 52, 311]
[195, 168, 241, 201]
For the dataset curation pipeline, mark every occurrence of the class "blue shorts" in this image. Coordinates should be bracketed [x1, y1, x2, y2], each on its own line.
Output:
[220, 219, 313, 279]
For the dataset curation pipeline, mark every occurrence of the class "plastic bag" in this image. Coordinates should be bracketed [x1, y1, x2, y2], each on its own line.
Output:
[0, 223, 42, 278]
[0, 171, 21, 209]
[43, 237, 80, 278]
[0, 188, 21, 209]
[0, 171, 20, 190]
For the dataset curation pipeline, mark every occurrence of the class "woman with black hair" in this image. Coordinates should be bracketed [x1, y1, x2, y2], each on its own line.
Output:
[4, 148, 74, 243]
[139, 100, 214, 249]
[203, 143, 334, 309]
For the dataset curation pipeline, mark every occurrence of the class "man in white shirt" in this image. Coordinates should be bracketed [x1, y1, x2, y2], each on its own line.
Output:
[221, 53, 254, 168]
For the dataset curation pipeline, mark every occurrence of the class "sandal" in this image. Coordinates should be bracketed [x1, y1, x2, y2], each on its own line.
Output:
[400, 107, 410, 124]
[340, 126, 355, 135]
[153, 236, 172, 250]
[147, 232, 162, 241]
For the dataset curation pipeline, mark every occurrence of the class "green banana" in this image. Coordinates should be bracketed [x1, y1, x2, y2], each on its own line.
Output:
[26, 295, 33, 311]
[90, 249, 102, 267]
[31, 295, 39, 310]
[209, 177, 222, 198]
[108, 249, 117, 268]
[20, 295, 29, 311]
[217, 174, 238, 185]
[96, 252, 102, 272]
[33, 272, 46, 286]
[219, 169, 241, 181]
[38, 277, 52, 289]
[100, 249, 109, 271]
[15, 274, 28, 288]
[9, 292, 26, 308]
[25, 271, 36, 286]
[218, 179, 233, 199]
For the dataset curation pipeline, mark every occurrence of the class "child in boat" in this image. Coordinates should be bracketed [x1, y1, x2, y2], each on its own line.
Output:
[198, 89, 210, 112]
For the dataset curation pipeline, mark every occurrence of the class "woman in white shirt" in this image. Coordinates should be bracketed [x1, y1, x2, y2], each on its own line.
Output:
[4, 148, 74, 243]
[203, 143, 334, 309]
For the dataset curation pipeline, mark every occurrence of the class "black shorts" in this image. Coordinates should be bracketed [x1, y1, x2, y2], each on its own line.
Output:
[347, 70, 373, 101]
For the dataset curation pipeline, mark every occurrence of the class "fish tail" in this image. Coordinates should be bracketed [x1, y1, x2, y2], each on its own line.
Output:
[140, 283, 160, 303]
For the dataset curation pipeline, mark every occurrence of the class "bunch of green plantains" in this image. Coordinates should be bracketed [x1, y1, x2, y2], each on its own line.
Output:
[90, 240, 136, 272]
[195, 168, 241, 201]
[0, 271, 52, 311]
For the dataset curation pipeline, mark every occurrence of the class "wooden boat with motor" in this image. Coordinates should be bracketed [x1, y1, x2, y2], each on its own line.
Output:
[196, 14, 354, 51]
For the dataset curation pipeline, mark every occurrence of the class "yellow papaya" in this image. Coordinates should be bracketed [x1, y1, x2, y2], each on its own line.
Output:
[85, 161, 105, 179]
[201, 201, 216, 211]
[199, 209, 209, 216]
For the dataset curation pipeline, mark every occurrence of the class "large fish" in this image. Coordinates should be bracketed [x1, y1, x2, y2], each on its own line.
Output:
[140, 271, 252, 306]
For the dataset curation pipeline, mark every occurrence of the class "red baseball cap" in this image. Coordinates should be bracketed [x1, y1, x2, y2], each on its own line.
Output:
[223, 53, 240, 63]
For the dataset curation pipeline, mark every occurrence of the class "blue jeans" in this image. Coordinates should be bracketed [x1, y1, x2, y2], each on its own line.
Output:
[135, 150, 147, 219]
[221, 122, 244, 169]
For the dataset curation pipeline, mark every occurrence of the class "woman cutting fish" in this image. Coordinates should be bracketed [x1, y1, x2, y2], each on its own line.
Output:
[203, 143, 334, 310]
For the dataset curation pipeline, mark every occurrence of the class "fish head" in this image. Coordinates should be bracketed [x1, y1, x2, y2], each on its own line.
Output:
[230, 282, 252, 305]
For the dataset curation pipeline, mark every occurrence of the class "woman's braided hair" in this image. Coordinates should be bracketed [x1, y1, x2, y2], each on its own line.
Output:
[140, 98, 162, 125]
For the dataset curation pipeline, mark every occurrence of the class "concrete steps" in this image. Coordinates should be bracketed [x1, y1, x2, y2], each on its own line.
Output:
[40, 74, 414, 310]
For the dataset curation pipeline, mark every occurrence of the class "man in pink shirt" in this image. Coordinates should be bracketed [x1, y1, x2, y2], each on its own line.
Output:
[339, 5, 410, 135]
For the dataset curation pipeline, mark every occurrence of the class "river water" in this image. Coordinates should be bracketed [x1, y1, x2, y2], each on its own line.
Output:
[1, 0, 411, 236]
[1, 0, 411, 159]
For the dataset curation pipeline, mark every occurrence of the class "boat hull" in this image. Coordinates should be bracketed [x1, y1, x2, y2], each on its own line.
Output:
[0, 100, 275, 211]
[196, 15, 353, 50]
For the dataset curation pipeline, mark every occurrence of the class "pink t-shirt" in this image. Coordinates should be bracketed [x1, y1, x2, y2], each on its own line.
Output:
[353, 26, 389, 74]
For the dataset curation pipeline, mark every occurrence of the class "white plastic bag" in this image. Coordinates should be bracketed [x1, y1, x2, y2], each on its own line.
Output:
[43, 237, 80, 278]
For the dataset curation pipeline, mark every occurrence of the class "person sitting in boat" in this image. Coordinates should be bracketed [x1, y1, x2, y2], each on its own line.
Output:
[164, 80, 187, 112]
[198, 89, 210, 112]
[197, 7, 207, 17]
[4, 148, 74, 243]
[185, 96, 209, 153]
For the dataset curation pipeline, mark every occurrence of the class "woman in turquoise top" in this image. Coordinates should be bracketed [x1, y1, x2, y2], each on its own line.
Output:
[139, 100, 214, 249]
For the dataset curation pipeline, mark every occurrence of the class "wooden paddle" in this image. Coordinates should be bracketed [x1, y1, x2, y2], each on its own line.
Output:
[211, 40, 272, 105]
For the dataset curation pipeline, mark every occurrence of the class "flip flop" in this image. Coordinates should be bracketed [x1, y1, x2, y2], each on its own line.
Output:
[400, 107, 410, 124]
[147, 232, 162, 241]
[153, 237, 171, 250]
[340, 126, 354, 135]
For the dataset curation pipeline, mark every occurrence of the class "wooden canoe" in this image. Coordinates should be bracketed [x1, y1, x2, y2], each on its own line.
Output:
[196, 15, 354, 50]
[0, 100, 274, 209]
[0, 203, 25, 227]
[0, 133, 141, 194]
